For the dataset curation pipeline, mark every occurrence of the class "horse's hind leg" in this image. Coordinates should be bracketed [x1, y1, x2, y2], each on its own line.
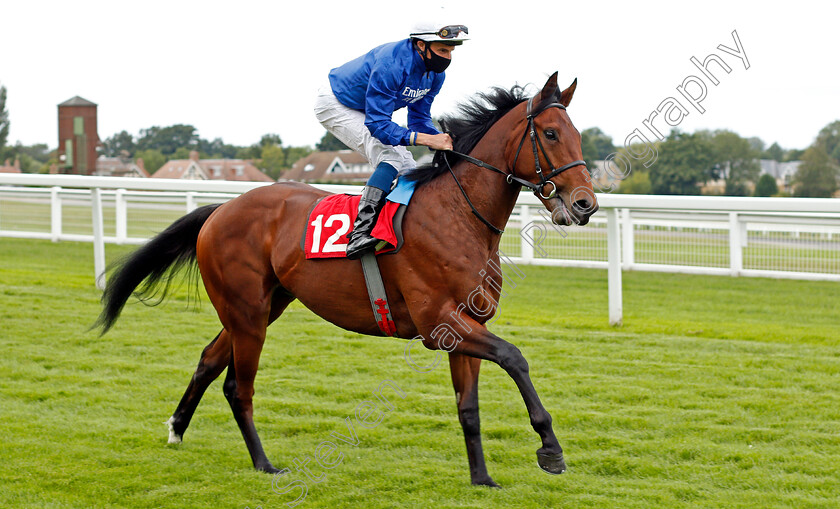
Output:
[449, 352, 499, 487]
[166, 329, 231, 443]
[222, 354, 277, 472]
[222, 294, 294, 473]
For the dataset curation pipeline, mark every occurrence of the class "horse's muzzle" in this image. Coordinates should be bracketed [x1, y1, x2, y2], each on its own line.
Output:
[548, 195, 598, 226]
[551, 200, 574, 226]
[571, 196, 598, 226]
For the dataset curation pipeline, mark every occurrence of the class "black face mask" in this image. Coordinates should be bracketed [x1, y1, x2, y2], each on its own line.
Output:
[422, 46, 451, 74]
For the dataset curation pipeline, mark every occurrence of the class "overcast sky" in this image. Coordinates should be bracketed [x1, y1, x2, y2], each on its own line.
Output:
[2, 0, 837, 153]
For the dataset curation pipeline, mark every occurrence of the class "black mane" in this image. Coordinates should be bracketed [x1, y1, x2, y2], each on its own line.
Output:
[403, 85, 530, 187]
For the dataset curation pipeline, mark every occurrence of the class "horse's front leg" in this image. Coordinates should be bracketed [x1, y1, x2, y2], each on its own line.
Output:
[448, 352, 499, 487]
[428, 319, 566, 475]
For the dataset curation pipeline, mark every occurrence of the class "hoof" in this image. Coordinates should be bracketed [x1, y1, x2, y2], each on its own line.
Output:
[537, 451, 566, 474]
[258, 464, 282, 474]
[472, 477, 501, 488]
[165, 417, 182, 444]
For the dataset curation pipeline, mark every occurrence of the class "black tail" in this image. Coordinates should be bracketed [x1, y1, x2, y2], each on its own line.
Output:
[94, 203, 223, 334]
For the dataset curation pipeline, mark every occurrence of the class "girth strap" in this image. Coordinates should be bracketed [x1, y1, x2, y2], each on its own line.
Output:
[359, 252, 397, 337]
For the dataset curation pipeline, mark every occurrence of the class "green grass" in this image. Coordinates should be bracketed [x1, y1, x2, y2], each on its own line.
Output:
[1, 238, 839, 508]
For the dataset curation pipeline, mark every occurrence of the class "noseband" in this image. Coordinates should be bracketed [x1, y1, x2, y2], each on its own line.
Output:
[443, 95, 587, 234]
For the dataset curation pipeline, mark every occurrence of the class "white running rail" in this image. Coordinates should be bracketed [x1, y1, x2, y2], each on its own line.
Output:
[2, 174, 839, 325]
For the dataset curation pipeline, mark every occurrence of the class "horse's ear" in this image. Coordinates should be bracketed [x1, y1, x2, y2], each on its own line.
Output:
[558, 78, 578, 107]
[538, 72, 560, 103]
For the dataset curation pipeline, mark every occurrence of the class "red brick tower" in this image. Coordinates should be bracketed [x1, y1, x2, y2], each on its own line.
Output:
[57, 96, 100, 174]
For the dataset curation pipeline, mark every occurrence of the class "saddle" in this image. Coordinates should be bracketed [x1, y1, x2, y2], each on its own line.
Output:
[301, 178, 418, 338]
[302, 178, 416, 259]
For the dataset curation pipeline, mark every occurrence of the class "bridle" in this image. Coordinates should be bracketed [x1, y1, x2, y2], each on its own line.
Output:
[442, 95, 587, 234]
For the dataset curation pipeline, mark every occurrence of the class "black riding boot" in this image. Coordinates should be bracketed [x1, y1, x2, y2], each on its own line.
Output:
[346, 186, 388, 260]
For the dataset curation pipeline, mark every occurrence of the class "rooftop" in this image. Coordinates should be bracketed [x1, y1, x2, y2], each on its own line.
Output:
[58, 96, 97, 107]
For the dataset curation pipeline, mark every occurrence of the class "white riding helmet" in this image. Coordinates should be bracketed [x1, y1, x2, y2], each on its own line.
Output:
[409, 22, 469, 45]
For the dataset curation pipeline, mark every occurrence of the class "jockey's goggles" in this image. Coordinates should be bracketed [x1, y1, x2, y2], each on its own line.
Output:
[412, 25, 469, 39]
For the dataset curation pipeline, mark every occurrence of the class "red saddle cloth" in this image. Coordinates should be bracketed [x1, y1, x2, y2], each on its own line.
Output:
[303, 194, 403, 259]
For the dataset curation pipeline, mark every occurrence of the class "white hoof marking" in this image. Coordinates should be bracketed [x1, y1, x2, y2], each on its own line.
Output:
[165, 417, 182, 444]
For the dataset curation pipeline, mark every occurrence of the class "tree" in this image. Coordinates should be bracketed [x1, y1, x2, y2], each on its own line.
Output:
[762, 142, 784, 162]
[648, 130, 714, 195]
[249, 133, 288, 179]
[815, 120, 840, 163]
[316, 131, 349, 151]
[792, 144, 839, 197]
[133, 149, 167, 174]
[0, 142, 52, 173]
[0, 84, 8, 152]
[259, 134, 282, 147]
[234, 134, 281, 161]
[282, 145, 313, 169]
[136, 124, 199, 155]
[582, 127, 616, 159]
[580, 127, 616, 169]
[13, 143, 51, 164]
[614, 170, 651, 194]
[198, 137, 239, 159]
[580, 132, 598, 170]
[784, 148, 805, 161]
[258, 144, 285, 180]
[101, 130, 136, 157]
[710, 130, 760, 196]
[753, 173, 779, 197]
[237, 145, 262, 160]
[605, 141, 660, 190]
[171, 147, 194, 160]
[747, 136, 765, 154]
[790, 120, 840, 197]
[16, 152, 43, 173]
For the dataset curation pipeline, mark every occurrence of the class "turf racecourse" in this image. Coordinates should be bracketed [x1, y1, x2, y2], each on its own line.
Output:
[1, 238, 838, 509]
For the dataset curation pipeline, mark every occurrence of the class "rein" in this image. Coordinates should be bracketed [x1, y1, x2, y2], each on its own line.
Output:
[442, 95, 587, 235]
[442, 152, 506, 234]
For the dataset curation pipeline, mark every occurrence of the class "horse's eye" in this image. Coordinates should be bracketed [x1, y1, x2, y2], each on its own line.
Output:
[543, 129, 557, 140]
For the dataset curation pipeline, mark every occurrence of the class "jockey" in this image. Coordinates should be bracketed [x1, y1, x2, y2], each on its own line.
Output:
[314, 22, 469, 259]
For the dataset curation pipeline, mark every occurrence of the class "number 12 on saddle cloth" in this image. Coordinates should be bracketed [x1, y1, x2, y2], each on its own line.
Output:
[302, 178, 416, 259]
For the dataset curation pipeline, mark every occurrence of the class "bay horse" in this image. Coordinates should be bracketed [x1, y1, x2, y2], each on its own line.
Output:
[96, 72, 598, 487]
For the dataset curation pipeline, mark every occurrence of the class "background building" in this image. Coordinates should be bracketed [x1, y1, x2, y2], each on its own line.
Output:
[95, 155, 150, 178]
[0, 158, 21, 173]
[280, 150, 433, 183]
[281, 150, 373, 183]
[151, 151, 272, 182]
[57, 96, 100, 175]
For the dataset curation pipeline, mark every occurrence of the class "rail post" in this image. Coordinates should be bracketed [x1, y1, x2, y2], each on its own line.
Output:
[91, 188, 106, 290]
[728, 212, 744, 276]
[621, 207, 634, 270]
[115, 188, 127, 244]
[50, 186, 62, 242]
[606, 207, 623, 325]
[186, 191, 197, 213]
